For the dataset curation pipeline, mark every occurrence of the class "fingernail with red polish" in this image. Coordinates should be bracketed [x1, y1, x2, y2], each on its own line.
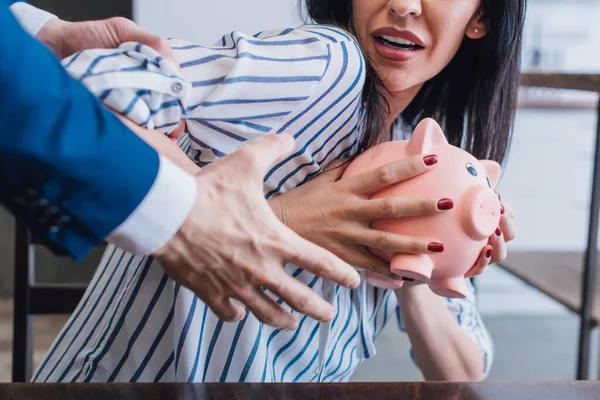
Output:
[402, 277, 415, 282]
[437, 198, 454, 211]
[495, 227, 502, 236]
[423, 155, 438, 166]
[501, 205, 505, 215]
[498, 193, 501, 201]
[486, 248, 492, 258]
[428, 242, 444, 253]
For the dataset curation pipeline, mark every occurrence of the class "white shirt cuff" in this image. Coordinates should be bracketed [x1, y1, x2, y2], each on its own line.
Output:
[10, 2, 57, 37]
[106, 154, 198, 254]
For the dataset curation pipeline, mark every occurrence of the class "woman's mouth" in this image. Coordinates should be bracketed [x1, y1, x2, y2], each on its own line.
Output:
[375, 35, 423, 51]
[372, 29, 425, 63]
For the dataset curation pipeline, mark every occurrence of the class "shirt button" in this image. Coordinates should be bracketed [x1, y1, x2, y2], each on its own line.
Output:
[171, 82, 183, 93]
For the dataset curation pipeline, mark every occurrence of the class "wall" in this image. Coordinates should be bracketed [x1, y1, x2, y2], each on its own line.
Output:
[134, 0, 302, 45]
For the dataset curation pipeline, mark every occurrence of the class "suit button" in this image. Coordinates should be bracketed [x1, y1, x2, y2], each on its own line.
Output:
[48, 214, 71, 234]
[11, 186, 37, 207]
[33, 201, 55, 225]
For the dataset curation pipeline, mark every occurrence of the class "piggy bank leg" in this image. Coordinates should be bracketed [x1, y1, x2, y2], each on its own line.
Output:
[366, 272, 405, 289]
[390, 254, 434, 282]
[428, 277, 468, 298]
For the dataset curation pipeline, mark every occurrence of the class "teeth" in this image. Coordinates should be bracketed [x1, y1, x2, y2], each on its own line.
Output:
[381, 35, 418, 46]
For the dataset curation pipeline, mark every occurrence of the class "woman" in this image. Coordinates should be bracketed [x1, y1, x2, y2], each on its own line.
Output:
[34, 0, 522, 383]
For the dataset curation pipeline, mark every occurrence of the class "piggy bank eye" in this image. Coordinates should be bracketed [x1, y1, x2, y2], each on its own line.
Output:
[465, 162, 478, 177]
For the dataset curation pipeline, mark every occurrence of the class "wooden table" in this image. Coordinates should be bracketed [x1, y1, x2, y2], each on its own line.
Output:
[0, 382, 599, 400]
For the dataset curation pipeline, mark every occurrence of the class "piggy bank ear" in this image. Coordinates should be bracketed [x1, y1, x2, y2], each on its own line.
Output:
[480, 160, 502, 189]
[406, 118, 449, 156]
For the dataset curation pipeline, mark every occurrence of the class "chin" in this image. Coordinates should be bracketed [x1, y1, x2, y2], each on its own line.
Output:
[376, 68, 416, 91]
[381, 78, 417, 93]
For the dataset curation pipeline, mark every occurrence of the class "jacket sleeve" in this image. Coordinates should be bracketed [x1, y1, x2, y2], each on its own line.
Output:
[0, 4, 161, 259]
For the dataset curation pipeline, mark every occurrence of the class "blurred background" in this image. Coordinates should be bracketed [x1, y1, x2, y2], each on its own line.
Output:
[1, 0, 600, 382]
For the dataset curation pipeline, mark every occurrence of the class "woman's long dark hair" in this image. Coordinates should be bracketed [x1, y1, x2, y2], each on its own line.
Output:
[303, 0, 526, 164]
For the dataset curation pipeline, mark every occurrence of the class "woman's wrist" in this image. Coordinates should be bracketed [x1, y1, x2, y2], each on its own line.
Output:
[396, 283, 447, 317]
[267, 197, 286, 226]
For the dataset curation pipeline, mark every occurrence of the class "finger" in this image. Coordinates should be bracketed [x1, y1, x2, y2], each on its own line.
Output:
[168, 121, 187, 140]
[350, 247, 404, 280]
[203, 296, 246, 323]
[234, 286, 299, 330]
[352, 229, 443, 255]
[488, 227, 507, 264]
[465, 245, 493, 278]
[237, 133, 296, 177]
[117, 115, 199, 173]
[261, 271, 335, 323]
[351, 196, 453, 220]
[500, 214, 517, 243]
[503, 202, 516, 219]
[108, 17, 179, 65]
[342, 153, 438, 196]
[283, 231, 361, 289]
[303, 159, 350, 188]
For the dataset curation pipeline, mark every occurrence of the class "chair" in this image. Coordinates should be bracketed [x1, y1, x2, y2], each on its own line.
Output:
[11, 221, 88, 382]
[11, 0, 133, 383]
[498, 73, 600, 380]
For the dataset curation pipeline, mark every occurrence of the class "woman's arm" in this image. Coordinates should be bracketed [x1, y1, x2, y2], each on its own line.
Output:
[396, 282, 488, 381]
[397, 199, 516, 381]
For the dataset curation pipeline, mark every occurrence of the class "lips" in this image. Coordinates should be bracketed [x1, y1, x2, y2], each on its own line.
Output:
[372, 27, 425, 63]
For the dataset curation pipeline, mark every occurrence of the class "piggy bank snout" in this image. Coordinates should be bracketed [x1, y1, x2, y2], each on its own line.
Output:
[461, 186, 501, 241]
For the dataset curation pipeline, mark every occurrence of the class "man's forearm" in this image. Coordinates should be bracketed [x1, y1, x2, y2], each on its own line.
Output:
[0, 4, 196, 257]
[396, 286, 484, 381]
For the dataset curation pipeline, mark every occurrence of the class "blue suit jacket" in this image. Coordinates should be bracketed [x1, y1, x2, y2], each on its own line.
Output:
[1, 1, 160, 259]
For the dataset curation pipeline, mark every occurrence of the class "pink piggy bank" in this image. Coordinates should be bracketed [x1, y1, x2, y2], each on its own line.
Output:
[343, 118, 502, 298]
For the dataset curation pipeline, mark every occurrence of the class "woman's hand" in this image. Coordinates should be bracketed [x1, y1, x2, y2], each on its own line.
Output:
[466, 197, 516, 278]
[268, 154, 454, 278]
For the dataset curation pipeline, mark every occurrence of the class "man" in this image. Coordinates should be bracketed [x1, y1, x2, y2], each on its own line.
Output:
[1, 1, 361, 330]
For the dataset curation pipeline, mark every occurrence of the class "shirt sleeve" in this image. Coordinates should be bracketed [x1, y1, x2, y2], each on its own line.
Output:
[106, 154, 198, 254]
[9, 2, 57, 37]
[397, 279, 495, 378]
[60, 25, 366, 191]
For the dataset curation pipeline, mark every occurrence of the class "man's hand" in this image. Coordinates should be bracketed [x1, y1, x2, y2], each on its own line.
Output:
[153, 134, 361, 330]
[37, 16, 176, 63]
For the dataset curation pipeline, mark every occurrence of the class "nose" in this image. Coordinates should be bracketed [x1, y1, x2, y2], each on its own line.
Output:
[387, 0, 422, 18]
[461, 186, 502, 241]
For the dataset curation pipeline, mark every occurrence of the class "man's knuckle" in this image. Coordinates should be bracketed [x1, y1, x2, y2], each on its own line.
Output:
[109, 16, 130, 26]
[204, 293, 222, 306]
[239, 148, 261, 168]
[235, 284, 254, 301]
[267, 277, 286, 295]
[313, 259, 332, 276]
[294, 295, 311, 312]
[110, 17, 135, 34]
